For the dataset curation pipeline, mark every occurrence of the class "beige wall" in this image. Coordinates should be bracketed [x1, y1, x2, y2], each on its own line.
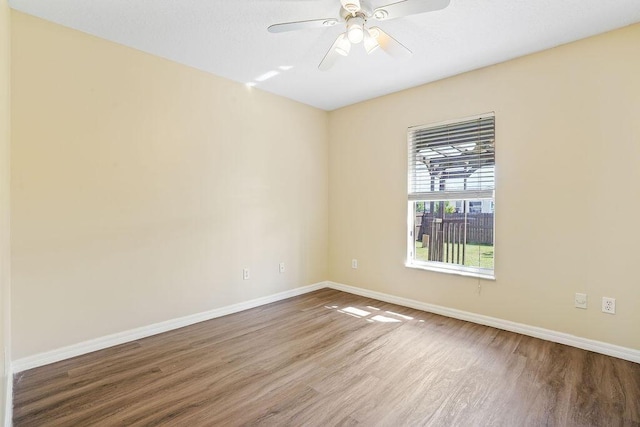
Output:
[1, 0, 11, 421]
[9, 9, 640, 364]
[1, 0, 10, 420]
[10, 12, 329, 359]
[328, 24, 640, 350]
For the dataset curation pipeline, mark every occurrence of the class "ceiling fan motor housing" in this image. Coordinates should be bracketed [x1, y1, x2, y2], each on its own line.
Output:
[343, 2, 359, 13]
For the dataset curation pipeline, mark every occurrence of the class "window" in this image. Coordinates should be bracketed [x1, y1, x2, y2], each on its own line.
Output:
[407, 113, 495, 278]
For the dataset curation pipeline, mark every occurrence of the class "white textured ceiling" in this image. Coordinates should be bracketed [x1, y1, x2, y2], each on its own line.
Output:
[9, 0, 640, 110]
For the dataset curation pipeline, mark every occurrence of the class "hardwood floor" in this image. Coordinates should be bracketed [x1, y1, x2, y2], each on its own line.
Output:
[13, 289, 640, 426]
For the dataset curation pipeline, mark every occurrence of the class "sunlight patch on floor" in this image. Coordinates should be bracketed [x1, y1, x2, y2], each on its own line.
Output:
[324, 304, 423, 324]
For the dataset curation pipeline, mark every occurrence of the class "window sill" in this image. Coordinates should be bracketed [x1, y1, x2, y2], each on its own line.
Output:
[405, 262, 496, 281]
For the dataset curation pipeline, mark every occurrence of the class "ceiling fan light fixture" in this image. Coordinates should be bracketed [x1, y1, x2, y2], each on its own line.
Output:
[335, 34, 351, 56]
[364, 29, 380, 54]
[346, 16, 365, 44]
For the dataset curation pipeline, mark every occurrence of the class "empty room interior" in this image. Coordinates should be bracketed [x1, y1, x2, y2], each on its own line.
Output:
[1, 0, 640, 425]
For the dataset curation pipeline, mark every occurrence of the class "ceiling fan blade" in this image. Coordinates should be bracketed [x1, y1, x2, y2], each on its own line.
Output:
[319, 33, 349, 71]
[372, 0, 450, 21]
[268, 18, 339, 33]
[370, 27, 412, 58]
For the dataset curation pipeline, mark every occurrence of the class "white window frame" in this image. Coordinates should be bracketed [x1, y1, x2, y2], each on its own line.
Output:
[406, 113, 496, 280]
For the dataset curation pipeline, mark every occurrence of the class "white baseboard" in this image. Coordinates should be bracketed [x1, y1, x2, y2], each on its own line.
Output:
[4, 365, 11, 427]
[12, 282, 326, 373]
[12, 280, 639, 375]
[326, 281, 640, 364]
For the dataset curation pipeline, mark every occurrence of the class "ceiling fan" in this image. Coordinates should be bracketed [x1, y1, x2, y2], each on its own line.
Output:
[268, 0, 450, 70]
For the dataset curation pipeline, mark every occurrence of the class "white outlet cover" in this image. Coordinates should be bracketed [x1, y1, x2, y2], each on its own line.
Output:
[574, 293, 587, 309]
[602, 297, 616, 314]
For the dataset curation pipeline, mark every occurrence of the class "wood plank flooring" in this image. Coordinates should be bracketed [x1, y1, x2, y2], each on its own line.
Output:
[13, 289, 640, 426]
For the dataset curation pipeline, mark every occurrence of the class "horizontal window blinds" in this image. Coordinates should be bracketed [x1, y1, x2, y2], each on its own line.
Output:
[408, 114, 495, 201]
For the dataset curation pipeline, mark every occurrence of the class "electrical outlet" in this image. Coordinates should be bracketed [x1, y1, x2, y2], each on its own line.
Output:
[602, 297, 615, 314]
[279, 262, 285, 273]
[351, 259, 358, 269]
[574, 293, 587, 309]
[243, 268, 250, 280]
